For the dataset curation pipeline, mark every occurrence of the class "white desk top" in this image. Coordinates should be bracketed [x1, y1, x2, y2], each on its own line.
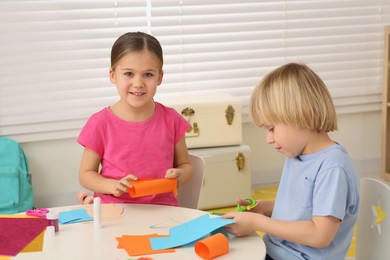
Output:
[14, 204, 266, 260]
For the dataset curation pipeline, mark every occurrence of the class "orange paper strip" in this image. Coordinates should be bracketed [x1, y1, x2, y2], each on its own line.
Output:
[116, 234, 174, 256]
[128, 178, 177, 198]
[195, 233, 229, 260]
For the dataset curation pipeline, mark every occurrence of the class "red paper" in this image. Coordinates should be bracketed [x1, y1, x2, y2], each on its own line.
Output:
[0, 217, 48, 256]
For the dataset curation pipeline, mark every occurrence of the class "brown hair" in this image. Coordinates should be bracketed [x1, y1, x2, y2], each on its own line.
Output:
[110, 32, 163, 71]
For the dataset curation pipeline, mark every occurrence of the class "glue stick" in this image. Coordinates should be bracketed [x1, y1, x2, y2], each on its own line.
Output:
[93, 197, 102, 229]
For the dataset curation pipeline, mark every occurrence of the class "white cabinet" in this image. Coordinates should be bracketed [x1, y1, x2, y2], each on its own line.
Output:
[158, 93, 242, 149]
[189, 145, 252, 210]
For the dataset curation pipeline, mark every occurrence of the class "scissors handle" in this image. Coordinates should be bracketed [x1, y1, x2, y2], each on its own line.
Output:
[236, 198, 257, 212]
[26, 208, 49, 218]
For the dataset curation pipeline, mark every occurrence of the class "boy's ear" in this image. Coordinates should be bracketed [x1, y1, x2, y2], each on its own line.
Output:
[109, 68, 116, 84]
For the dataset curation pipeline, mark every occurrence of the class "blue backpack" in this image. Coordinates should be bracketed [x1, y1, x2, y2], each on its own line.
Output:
[0, 136, 34, 213]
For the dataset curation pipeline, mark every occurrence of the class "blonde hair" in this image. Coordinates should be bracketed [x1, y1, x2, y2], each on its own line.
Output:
[249, 63, 337, 132]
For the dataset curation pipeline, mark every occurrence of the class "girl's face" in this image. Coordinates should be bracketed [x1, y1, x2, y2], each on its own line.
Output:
[109, 49, 163, 110]
[264, 123, 311, 158]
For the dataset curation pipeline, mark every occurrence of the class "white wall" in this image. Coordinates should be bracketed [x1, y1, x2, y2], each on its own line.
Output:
[21, 111, 382, 208]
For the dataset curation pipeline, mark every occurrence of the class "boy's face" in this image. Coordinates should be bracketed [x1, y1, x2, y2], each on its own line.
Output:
[264, 123, 311, 158]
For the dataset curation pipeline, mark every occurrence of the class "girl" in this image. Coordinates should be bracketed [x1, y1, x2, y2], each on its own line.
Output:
[223, 63, 360, 260]
[77, 32, 192, 206]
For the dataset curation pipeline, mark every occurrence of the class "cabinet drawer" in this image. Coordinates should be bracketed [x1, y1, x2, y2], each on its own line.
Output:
[189, 145, 252, 210]
[157, 93, 242, 148]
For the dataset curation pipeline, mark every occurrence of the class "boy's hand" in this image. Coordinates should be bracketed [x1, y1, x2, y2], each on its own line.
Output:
[222, 211, 256, 237]
[237, 198, 265, 214]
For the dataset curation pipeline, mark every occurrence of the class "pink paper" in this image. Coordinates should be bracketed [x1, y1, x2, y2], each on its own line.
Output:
[0, 217, 48, 256]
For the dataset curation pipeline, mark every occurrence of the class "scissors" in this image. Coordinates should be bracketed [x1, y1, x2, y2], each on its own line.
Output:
[26, 208, 49, 218]
[236, 198, 258, 212]
[210, 198, 258, 215]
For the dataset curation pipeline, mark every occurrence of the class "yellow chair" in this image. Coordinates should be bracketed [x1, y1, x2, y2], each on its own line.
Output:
[356, 177, 390, 260]
[177, 153, 205, 209]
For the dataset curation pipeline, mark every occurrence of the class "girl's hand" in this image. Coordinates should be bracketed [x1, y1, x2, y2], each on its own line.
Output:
[112, 174, 137, 197]
[165, 168, 181, 185]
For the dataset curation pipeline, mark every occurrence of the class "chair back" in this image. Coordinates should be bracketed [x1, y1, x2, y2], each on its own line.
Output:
[177, 153, 205, 209]
[356, 177, 390, 259]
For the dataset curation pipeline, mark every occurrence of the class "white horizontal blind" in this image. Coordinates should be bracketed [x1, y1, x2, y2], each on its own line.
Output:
[0, 0, 148, 142]
[1, 0, 389, 142]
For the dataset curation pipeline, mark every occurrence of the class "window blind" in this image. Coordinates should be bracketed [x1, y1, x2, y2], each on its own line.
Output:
[1, 0, 389, 142]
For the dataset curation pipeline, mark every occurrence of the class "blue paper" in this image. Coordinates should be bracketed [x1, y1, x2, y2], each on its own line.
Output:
[59, 208, 93, 224]
[150, 214, 234, 250]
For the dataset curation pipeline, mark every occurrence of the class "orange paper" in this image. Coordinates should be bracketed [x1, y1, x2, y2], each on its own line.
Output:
[195, 233, 229, 260]
[129, 178, 177, 198]
[116, 234, 174, 256]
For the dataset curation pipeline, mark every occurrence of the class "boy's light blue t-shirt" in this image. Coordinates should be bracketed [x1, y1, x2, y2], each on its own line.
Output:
[264, 144, 360, 260]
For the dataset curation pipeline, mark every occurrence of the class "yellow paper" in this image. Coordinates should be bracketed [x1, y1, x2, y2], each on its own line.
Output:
[21, 230, 45, 253]
[375, 205, 387, 225]
[0, 214, 35, 218]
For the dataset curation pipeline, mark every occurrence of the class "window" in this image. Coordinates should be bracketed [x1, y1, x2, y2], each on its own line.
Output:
[1, 0, 389, 142]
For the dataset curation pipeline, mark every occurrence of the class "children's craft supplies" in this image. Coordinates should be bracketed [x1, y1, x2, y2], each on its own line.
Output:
[46, 211, 59, 232]
[195, 233, 229, 259]
[25, 208, 49, 218]
[128, 178, 177, 198]
[94, 197, 102, 229]
[46, 226, 55, 237]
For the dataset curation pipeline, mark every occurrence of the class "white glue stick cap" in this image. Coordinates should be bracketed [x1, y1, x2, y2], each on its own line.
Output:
[46, 226, 55, 237]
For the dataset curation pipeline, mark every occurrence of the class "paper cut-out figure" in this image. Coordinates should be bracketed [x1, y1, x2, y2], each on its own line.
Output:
[150, 214, 234, 250]
[371, 201, 387, 235]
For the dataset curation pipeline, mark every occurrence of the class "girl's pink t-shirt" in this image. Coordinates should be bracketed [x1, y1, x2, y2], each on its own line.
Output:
[77, 102, 190, 206]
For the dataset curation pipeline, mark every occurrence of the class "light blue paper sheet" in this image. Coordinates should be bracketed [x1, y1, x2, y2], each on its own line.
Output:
[59, 208, 93, 224]
[150, 214, 235, 250]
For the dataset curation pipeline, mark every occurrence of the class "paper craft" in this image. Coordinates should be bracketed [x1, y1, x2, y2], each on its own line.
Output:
[20, 229, 45, 253]
[129, 178, 177, 198]
[0, 217, 48, 256]
[116, 234, 175, 256]
[59, 208, 93, 224]
[84, 203, 124, 220]
[150, 214, 234, 250]
[195, 233, 229, 259]
[0, 214, 36, 219]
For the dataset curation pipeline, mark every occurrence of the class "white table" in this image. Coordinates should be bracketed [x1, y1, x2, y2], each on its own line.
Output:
[15, 204, 266, 259]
